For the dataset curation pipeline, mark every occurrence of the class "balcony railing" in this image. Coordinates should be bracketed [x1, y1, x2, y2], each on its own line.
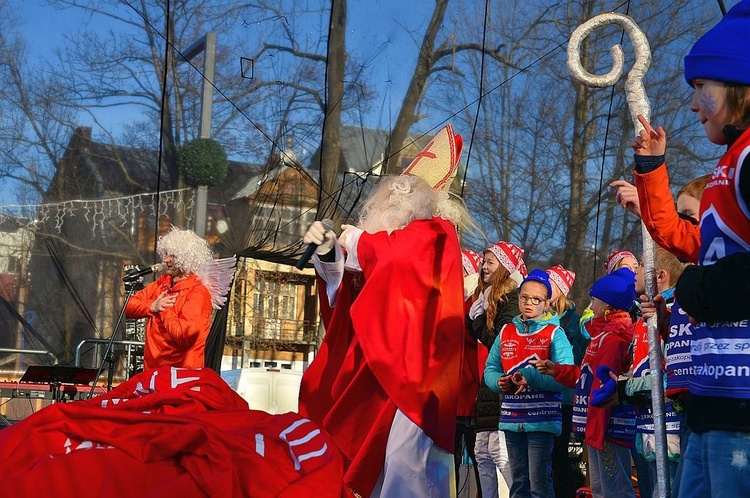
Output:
[232, 317, 318, 345]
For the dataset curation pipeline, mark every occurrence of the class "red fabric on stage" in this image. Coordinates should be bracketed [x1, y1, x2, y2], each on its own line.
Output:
[0, 367, 346, 498]
[298, 217, 464, 496]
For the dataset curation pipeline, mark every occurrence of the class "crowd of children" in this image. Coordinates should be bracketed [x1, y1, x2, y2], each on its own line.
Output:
[456, 3, 750, 497]
[457, 242, 647, 498]
[456, 244, 701, 498]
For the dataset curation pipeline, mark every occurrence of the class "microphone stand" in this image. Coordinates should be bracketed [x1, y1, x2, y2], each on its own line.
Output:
[87, 283, 138, 399]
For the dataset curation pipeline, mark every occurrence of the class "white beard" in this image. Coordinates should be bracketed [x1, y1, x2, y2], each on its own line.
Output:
[358, 204, 417, 235]
[357, 175, 437, 235]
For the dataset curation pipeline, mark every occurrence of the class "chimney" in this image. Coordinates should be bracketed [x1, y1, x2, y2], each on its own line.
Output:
[75, 126, 93, 151]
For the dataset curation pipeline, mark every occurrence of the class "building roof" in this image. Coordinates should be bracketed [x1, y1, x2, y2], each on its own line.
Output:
[307, 125, 432, 174]
[48, 127, 263, 204]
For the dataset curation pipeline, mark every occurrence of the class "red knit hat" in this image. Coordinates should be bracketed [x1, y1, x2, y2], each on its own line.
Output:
[605, 250, 636, 274]
[461, 249, 482, 276]
[485, 241, 525, 275]
[546, 264, 576, 296]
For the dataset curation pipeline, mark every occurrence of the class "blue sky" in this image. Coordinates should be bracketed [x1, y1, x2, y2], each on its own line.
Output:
[20, 1, 89, 57]
[17, 0, 437, 138]
[19, 1, 139, 134]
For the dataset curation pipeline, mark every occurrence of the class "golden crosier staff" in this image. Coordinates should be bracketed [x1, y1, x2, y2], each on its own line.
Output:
[568, 13, 671, 498]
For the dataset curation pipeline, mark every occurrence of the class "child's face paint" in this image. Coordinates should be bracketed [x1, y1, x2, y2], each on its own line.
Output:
[690, 79, 733, 145]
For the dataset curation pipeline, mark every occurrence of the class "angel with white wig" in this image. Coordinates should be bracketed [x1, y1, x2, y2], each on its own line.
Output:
[125, 226, 236, 370]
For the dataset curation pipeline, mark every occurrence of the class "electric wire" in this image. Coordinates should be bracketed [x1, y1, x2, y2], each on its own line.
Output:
[461, 0, 491, 198]
[585, 0, 631, 280]
[152, 0, 170, 257]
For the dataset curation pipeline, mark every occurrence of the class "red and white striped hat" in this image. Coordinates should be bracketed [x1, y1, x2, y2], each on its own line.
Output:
[605, 250, 636, 274]
[546, 264, 576, 296]
[461, 249, 482, 276]
[485, 241, 525, 276]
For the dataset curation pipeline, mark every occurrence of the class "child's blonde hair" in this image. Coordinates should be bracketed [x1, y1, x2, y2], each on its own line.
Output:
[655, 246, 688, 288]
[551, 292, 575, 317]
[676, 174, 710, 202]
[726, 84, 750, 129]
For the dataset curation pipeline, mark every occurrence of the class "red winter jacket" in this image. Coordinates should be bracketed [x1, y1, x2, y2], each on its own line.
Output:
[125, 274, 213, 370]
[634, 164, 701, 263]
[580, 312, 634, 450]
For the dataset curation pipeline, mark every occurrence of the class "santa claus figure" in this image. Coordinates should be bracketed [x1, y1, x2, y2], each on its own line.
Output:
[299, 124, 469, 497]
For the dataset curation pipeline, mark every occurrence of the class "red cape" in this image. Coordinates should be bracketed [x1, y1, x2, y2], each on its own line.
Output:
[298, 217, 465, 495]
[457, 298, 481, 417]
[0, 367, 346, 497]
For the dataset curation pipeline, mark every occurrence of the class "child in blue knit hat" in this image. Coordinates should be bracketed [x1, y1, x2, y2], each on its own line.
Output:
[579, 268, 638, 498]
[534, 268, 638, 497]
[632, 1, 750, 495]
[483, 269, 574, 498]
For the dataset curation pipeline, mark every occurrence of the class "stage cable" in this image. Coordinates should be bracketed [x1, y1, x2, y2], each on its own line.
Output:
[460, 0, 490, 198]
[120, 1, 563, 225]
[152, 0, 170, 255]
[120, 1, 318, 186]
[591, 0, 631, 279]
[316, 0, 336, 219]
[122, 0, 639, 249]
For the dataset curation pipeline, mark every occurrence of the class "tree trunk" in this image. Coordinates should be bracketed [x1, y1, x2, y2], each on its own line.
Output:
[564, 78, 593, 272]
[382, 0, 450, 176]
[318, 0, 347, 222]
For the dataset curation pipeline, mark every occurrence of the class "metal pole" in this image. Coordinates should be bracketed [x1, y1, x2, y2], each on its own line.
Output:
[184, 32, 216, 237]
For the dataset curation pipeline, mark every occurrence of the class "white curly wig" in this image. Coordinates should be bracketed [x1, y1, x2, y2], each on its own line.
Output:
[156, 226, 213, 274]
[358, 174, 468, 234]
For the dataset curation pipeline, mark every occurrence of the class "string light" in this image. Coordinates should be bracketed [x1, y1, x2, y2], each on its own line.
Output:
[0, 189, 195, 237]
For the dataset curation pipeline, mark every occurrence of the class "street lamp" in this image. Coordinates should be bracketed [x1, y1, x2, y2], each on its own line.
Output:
[183, 32, 216, 237]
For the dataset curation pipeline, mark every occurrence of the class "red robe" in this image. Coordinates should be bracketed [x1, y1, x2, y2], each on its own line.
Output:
[298, 217, 465, 496]
[458, 299, 481, 417]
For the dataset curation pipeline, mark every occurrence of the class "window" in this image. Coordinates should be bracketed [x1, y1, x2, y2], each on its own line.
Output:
[253, 272, 298, 340]
[5, 256, 21, 274]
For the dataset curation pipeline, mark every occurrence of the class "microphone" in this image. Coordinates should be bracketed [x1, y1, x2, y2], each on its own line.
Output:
[122, 263, 166, 282]
[295, 219, 334, 270]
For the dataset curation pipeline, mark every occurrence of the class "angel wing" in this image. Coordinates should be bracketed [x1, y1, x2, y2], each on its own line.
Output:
[195, 256, 237, 310]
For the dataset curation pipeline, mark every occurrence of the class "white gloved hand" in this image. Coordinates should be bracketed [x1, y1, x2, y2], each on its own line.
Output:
[303, 221, 336, 255]
[468, 291, 486, 320]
